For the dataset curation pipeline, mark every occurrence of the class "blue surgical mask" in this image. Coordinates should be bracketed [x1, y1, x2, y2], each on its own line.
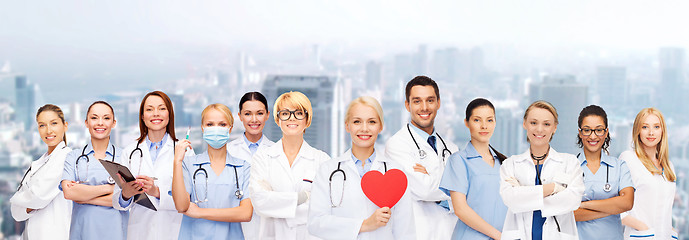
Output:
[203, 126, 230, 149]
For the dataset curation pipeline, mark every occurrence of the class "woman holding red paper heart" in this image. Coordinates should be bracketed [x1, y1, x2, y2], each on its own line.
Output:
[499, 100, 584, 240]
[249, 91, 331, 240]
[439, 98, 508, 240]
[307, 96, 415, 240]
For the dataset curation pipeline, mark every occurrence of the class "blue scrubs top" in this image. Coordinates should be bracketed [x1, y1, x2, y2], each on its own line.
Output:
[439, 142, 507, 240]
[576, 152, 634, 240]
[178, 152, 251, 240]
[61, 142, 128, 240]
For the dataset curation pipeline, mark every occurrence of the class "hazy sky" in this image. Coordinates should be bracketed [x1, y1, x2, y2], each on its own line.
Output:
[1, 0, 687, 102]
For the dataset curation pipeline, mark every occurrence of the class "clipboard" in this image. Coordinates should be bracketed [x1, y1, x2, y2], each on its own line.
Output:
[98, 160, 157, 211]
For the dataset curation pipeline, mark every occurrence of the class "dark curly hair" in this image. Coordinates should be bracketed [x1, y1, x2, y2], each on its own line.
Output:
[576, 105, 611, 154]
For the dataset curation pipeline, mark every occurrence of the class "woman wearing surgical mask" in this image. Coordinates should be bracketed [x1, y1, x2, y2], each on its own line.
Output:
[307, 96, 415, 239]
[573, 105, 634, 240]
[499, 100, 584, 240]
[228, 92, 275, 240]
[172, 103, 253, 239]
[619, 108, 677, 239]
[250, 91, 330, 240]
[11, 104, 73, 240]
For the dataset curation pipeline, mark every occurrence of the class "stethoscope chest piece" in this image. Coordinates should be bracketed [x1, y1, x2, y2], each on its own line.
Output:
[107, 176, 116, 184]
[235, 189, 243, 199]
[418, 149, 427, 159]
[603, 183, 612, 192]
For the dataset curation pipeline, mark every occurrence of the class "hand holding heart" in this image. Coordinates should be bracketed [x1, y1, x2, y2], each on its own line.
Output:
[360, 207, 391, 233]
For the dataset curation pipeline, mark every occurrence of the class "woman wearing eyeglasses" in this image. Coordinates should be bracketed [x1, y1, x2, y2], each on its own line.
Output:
[11, 104, 73, 240]
[250, 91, 330, 240]
[307, 96, 415, 240]
[171, 103, 253, 240]
[573, 105, 634, 240]
[60, 101, 128, 240]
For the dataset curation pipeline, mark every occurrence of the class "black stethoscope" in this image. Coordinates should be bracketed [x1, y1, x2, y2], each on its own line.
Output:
[76, 144, 116, 184]
[577, 153, 611, 192]
[17, 145, 68, 191]
[192, 163, 243, 203]
[329, 161, 387, 208]
[407, 124, 451, 161]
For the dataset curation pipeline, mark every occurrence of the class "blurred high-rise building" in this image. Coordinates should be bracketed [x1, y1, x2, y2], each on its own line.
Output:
[365, 61, 383, 90]
[414, 45, 428, 76]
[658, 47, 686, 120]
[431, 48, 459, 85]
[261, 75, 336, 155]
[493, 102, 525, 156]
[15, 75, 41, 131]
[596, 66, 627, 112]
[529, 75, 588, 154]
[169, 93, 188, 127]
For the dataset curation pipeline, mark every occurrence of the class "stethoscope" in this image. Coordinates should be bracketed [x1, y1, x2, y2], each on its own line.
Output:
[129, 140, 175, 176]
[577, 153, 611, 192]
[192, 163, 243, 203]
[76, 144, 117, 184]
[407, 124, 451, 161]
[17, 145, 68, 191]
[329, 161, 387, 208]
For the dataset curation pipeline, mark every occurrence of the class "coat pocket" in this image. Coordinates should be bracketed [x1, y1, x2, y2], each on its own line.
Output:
[629, 228, 656, 239]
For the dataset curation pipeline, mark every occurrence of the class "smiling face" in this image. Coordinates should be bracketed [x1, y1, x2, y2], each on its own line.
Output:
[142, 95, 169, 133]
[346, 104, 382, 150]
[638, 113, 662, 149]
[239, 100, 269, 136]
[277, 106, 307, 137]
[465, 106, 496, 144]
[523, 107, 557, 147]
[579, 115, 608, 154]
[405, 85, 440, 133]
[37, 110, 68, 147]
[85, 103, 116, 140]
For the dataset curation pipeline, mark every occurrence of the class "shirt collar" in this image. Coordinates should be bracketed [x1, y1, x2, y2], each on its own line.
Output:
[408, 123, 435, 140]
[84, 140, 116, 157]
[577, 151, 617, 167]
[462, 141, 498, 160]
[515, 147, 559, 163]
[243, 133, 262, 147]
[267, 139, 316, 160]
[350, 150, 376, 165]
[146, 134, 168, 149]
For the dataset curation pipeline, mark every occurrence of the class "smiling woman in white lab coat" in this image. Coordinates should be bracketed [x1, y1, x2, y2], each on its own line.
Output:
[11, 104, 73, 240]
[308, 96, 415, 240]
[171, 103, 253, 240]
[618, 108, 677, 240]
[112, 91, 189, 240]
[250, 91, 330, 240]
[499, 100, 584, 240]
[228, 92, 275, 240]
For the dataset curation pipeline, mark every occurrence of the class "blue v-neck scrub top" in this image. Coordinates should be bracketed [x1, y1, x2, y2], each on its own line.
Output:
[439, 142, 507, 240]
[178, 152, 251, 240]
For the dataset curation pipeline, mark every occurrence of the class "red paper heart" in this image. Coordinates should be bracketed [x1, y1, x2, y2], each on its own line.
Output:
[361, 169, 408, 208]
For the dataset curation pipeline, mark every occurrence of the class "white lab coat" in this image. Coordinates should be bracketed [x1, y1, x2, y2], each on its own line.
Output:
[307, 149, 416, 240]
[11, 142, 72, 240]
[384, 124, 459, 240]
[112, 134, 193, 240]
[250, 139, 330, 240]
[227, 135, 275, 240]
[499, 148, 584, 240]
[619, 150, 677, 240]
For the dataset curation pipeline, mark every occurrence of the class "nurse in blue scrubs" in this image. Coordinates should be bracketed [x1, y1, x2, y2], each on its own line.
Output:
[171, 103, 253, 240]
[439, 98, 508, 240]
[61, 101, 128, 240]
[573, 105, 634, 240]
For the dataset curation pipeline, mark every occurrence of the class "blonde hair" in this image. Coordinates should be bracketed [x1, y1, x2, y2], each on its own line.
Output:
[345, 96, 384, 127]
[523, 100, 559, 141]
[201, 103, 234, 126]
[273, 91, 313, 128]
[632, 108, 675, 182]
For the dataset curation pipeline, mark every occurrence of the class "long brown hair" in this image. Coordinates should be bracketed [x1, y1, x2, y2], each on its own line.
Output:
[36, 104, 67, 144]
[632, 108, 675, 182]
[137, 91, 177, 143]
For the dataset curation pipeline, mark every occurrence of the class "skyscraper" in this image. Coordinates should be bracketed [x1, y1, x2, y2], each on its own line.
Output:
[15, 75, 39, 131]
[529, 75, 588, 154]
[261, 75, 337, 155]
[658, 47, 686, 120]
[596, 66, 626, 112]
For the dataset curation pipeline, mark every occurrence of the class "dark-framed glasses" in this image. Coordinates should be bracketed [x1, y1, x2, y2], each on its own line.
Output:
[277, 109, 307, 121]
[579, 128, 607, 136]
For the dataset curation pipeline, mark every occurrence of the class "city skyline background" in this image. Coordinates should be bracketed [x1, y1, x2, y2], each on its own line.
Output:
[1, 1, 688, 239]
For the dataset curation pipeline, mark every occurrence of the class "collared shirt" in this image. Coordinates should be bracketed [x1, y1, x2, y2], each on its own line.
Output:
[178, 151, 250, 240]
[350, 151, 376, 177]
[576, 151, 634, 240]
[243, 134, 263, 155]
[439, 141, 506, 240]
[61, 141, 128, 240]
[145, 134, 168, 165]
[408, 123, 436, 150]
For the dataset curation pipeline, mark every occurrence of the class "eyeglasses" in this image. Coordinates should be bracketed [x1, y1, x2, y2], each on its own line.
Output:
[277, 109, 307, 121]
[579, 128, 607, 136]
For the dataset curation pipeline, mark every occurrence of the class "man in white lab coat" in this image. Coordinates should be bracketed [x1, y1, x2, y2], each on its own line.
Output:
[385, 76, 459, 240]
